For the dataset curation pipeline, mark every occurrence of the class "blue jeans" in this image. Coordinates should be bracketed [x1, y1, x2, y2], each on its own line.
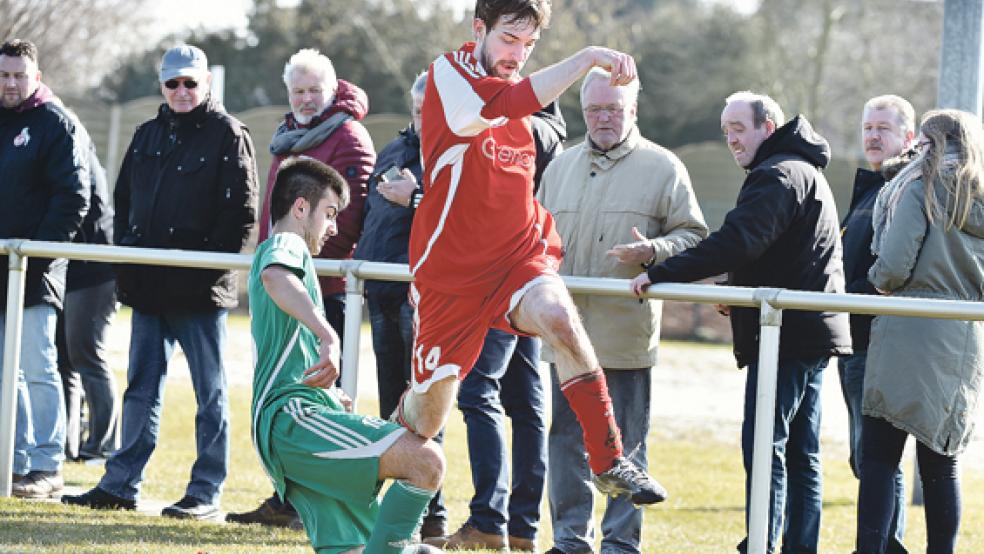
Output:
[458, 329, 546, 539]
[839, 353, 907, 552]
[98, 308, 229, 504]
[738, 356, 827, 554]
[367, 290, 447, 524]
[2, 303, 64, 473]
[548, 366, 650, 554]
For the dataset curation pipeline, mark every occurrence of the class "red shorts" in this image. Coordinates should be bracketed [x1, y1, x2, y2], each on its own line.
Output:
[409, 254, 562, 393]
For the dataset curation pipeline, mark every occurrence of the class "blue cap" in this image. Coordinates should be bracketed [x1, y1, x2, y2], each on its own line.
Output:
[159, 44, 208, 82]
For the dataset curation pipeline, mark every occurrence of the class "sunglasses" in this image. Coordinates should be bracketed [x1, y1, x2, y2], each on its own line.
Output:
[164, 79, 199, 90]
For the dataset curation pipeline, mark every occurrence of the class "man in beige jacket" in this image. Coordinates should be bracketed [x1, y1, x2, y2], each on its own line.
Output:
[537, 67, 707, 553]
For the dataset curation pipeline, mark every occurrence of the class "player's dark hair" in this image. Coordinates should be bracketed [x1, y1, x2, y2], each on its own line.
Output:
[0, 39, 39, 64]
[475, 0, 551, 31]
[270, 157, 349, 225]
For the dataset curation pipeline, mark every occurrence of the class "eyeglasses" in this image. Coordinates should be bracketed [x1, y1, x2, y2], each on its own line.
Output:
[164, 79, 199, 90]
[583, 104, 625, 117]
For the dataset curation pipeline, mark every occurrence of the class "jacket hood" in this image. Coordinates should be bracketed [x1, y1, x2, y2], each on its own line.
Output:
[325, 79, 368, 121]
[750, 114, 830, 170]
[959, 193, 984, 239]
[14, 82, 56, 112]
[533, 101, 567, 141]
[879, 147, 919, 181]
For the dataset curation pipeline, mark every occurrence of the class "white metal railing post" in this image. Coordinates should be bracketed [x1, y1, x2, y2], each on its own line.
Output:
[748, 289, 783, 554]
[340, 261, 365, 408]
[0, 246, 28, 497]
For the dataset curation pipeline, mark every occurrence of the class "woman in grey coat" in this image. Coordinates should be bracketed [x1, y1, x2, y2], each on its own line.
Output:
[856, 109, 984, 554]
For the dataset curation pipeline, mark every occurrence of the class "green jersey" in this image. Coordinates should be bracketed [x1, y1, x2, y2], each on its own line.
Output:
[248, 232, 345, 494]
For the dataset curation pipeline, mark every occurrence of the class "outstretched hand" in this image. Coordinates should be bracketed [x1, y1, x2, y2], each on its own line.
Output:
[302, 338, 341, 389]
[607, 226, 654, 265]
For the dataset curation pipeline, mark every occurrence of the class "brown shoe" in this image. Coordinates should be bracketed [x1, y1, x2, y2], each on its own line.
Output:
[509, 535, 536, 552]
[442, 523, 507, 551]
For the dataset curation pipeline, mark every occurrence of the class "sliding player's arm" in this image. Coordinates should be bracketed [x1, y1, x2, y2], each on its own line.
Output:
[261, 265, 340, 388]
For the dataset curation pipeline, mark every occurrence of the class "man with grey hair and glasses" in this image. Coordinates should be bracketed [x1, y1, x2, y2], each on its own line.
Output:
[539, 67, 706, 553]
[838, 94, 916, 553]
[632, 91, 851, 553]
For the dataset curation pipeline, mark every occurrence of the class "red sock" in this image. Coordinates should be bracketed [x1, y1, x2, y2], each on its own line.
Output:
[560, 369, 623, 474]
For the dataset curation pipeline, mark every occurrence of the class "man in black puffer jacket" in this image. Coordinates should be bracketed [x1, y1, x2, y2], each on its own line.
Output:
[632, 91, 851, 554]
[64, 44, 258, 521]
[837, 95, 916, 554]
[1, 38, 90, 500]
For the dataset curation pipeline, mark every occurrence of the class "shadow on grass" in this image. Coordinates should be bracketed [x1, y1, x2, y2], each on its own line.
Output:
[674, 504, 745, 513]
[0, 501, 306, 548]
[672, 497, 853, 515]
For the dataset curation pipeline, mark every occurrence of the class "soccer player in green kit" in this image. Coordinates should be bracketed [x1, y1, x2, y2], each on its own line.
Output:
[248, 157, 443, 553]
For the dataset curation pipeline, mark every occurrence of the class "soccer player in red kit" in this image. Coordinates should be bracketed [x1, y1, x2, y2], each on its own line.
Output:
[394, 0, 666, 504]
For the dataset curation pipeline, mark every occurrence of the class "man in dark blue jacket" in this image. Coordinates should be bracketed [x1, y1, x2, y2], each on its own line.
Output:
[838, 94, 915, 553]
[1, 38, 90, 499]
[631, 91, 851, 554]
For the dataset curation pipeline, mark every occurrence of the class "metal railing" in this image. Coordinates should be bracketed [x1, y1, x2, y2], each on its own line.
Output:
[2, 239, 983, 554]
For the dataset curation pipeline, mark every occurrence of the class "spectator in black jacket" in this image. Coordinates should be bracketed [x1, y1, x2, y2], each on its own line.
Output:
[631, 91, 851, 554]
[1, 39, 90, 499]
[838, 95, 915, 554]
[63, 44, 258, 521]
[57, 126, 120, 464]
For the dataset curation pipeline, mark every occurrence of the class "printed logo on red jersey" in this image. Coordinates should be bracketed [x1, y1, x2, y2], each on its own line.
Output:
[481, 136, 535, 170]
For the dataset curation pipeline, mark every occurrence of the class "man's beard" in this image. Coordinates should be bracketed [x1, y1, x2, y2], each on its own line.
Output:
[479, 48, 512, 80]
[292, 101, 327, 125]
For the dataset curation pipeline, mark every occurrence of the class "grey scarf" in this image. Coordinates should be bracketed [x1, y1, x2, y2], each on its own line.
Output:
[269, 111, 352, 155]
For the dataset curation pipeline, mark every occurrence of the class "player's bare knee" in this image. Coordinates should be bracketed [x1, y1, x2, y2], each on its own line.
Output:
[401, 436, 443, 491]
[539, 302, 579, 353]
[416, 439, 445, 490]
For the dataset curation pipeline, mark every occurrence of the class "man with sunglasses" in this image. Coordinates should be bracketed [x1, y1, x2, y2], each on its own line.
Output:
[64, 44, 258, 521]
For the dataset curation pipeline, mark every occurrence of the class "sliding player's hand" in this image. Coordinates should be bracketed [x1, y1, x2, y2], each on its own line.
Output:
[302, 340, 340, 388]
[336, 388, 354, 413]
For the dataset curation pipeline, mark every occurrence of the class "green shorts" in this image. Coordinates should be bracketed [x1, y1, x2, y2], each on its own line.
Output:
[269, 397, 405, 553]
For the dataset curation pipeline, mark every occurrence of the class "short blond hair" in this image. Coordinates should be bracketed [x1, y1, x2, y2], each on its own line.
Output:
[863, 94, 915, 136]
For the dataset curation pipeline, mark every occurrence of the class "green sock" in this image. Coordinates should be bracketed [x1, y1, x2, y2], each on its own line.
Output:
[364, 479, 435, 554]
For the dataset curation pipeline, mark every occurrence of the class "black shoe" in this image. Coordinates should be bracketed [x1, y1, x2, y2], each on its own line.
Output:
[593, 456, 668, 505]
[420, 517, 448, 539]
[12, 470, 63, 499]
[61, 487, 135, 510]
[162, 495, 220, 521]
[226, 495, 297, 527]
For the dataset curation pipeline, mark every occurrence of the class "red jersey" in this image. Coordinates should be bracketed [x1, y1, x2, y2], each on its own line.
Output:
[410, 42, 560, 296]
